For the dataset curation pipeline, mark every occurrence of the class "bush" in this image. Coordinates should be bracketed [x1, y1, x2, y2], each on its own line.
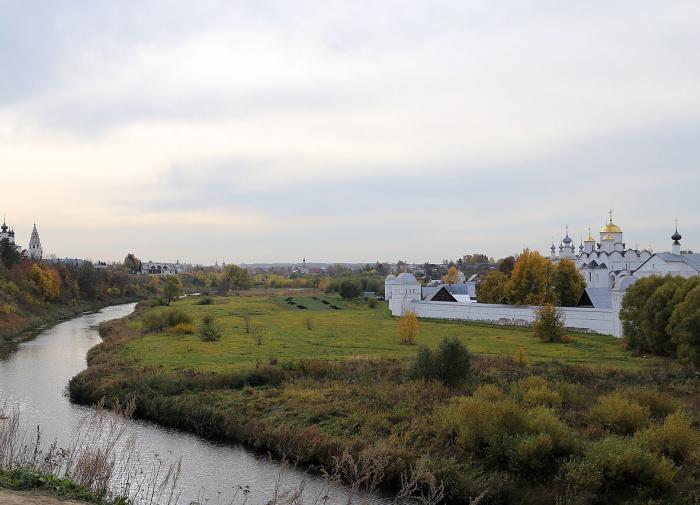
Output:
[622, 387, 679, 418]
[142, 308, 194, 333]
[414, 337, 471, 388]
[636, 411, 700, 464]
[164, 308, 193, 327]
[200, 315, 222, 341]
[169, 322, 196, 334]
[338, 279, 362, 299]
[399, 312, 419, 345]
[533, 304, 566, 342]
[589, 394, 650, 434]
[197, 296, 214, 305]
[367, 297, 378, 308]
[473, 384, 504, 402]
[563, 436, 675, 496]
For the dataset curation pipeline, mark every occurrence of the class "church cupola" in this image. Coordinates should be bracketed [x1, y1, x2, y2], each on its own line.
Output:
[583, 227, 596, 253]
[671, 222, 682, 256]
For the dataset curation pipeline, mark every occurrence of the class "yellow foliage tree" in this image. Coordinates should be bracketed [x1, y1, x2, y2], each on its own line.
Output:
[442, 266, 459, 285]
[477, 271, 511, 303]
[510, 249, 555, 305]
[399, 311, 419, 344]
[30, 263, 61, 301]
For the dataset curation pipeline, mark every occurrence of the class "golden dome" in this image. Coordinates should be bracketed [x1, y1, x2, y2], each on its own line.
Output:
[600, 222, 622, 233]
[584, 234, 596, 242]
[601, 234, 615, 241]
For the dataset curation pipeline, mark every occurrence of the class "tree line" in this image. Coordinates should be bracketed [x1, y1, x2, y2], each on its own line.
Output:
[621, 275, 700, 367]
[477, 249, 586, 307]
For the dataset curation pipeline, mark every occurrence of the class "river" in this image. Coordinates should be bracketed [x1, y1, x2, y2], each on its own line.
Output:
[0, 304, 380, 504]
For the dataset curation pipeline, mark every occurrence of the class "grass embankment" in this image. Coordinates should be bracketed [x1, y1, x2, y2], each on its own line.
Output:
[0, 468, 119, 504]
[69, 294, 700, 505]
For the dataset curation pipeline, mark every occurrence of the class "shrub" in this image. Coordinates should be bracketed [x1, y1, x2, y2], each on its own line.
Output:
[399, 312, 419, 345]
[473, 384, 504, 402]
[533, 304, 566, 343]
[622, 387, 679, 418]
[142, 311, 168, 332]
[589, 394, 650, 434]
[164, 308, 193, 327]
[636, 411, 700, 464]
[513, 347, 530, 366]
[563, 436, 675, 496]
[200, 315, 222, 341]
[523, 385, 562, 408]
[367, 297, 378, 309]
[169, 322, 196, 334]
[414, 337, 471, 388]
[197, 296, 214, 305]
[338, 279, 362, 299]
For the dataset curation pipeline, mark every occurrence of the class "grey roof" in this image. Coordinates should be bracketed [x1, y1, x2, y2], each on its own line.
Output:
[580, 287, 613, 309]
[597, 262, 608, 269]
[385, 274, 396, 281]
[654, 253, 700, 272]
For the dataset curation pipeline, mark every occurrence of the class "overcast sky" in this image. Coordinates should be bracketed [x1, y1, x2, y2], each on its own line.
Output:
[1, 1, 699, 265]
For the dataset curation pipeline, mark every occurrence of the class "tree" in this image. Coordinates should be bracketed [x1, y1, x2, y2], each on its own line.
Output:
[620, 276, 668, 352]
[222, 264, 252, 292]
[462, 254, 489, 265]
[552, 259, 586, 307]
[667, 284, 700, 367]
[533, 304, 566, 343]
[0, 238, 22, 268]
[497, 256, 516, 275]
[339, 279, 362, 299]
[400, 311, 419, 344]
[163, 275, 184, 306]
[30, 263, 61, 301]
[477, 271, 511, 303]
[443, 266, 459, 285]
[413, 337, 471, 387]
[123, 253, 142, 274]
[638, 276, 685, 355]
[509, 249, 554, 305]
[77, 261, 98, 300]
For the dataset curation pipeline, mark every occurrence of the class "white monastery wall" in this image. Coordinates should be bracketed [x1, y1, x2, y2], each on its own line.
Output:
[391, 297, 618, 336]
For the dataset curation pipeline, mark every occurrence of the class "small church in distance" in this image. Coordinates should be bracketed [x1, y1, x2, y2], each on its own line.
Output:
[0, 218, 43, 260]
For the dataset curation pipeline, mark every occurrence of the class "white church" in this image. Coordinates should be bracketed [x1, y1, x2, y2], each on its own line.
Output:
[385, 212, 699, 338]
[0, 219, 43, 260]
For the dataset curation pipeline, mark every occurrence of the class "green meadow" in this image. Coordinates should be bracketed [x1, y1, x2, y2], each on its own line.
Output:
[122, 293, 663, 372]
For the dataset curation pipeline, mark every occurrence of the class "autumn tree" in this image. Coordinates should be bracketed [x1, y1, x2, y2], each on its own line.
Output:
[533, 304, 566, 343]
[77, 262, 98, 300]
[552, 259, 586, 307]
[442, 266, 460, 285]
[477, 271, 511, 303]
[400, 311, 419, 344]
[163, 275, 184, 305]
[30, 263, 61, 301]
[668, 284, 700, 367]
[509, 249, 554, 305]
[222, 264, 252, 292]
[123, 253, 142, 274]
[497, 256, 516, 275]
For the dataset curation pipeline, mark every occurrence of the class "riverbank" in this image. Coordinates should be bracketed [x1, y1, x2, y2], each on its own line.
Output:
[0, 469, 109, 505]
[0, 297, 140, 355]
[68, 294, 700, 505]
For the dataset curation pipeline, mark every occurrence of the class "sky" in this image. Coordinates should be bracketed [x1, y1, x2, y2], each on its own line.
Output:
[1, 1, 699, 265]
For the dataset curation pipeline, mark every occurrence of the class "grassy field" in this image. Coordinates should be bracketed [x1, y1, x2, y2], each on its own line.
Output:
[122, 293, 665, 372]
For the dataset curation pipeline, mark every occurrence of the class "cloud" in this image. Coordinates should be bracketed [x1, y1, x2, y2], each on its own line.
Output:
[1, 1, 699, 262]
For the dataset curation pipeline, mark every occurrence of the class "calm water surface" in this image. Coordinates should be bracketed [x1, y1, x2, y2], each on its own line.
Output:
[0, 304, 379, 504]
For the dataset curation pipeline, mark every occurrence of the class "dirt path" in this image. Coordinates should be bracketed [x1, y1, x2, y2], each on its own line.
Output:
[0, 489, 88, 505]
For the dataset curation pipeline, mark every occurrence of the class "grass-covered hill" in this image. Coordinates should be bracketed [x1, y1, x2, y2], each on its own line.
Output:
[69, 293, 700, 505]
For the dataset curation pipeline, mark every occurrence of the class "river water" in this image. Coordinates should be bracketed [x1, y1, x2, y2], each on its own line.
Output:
[0, 304, 378, 504]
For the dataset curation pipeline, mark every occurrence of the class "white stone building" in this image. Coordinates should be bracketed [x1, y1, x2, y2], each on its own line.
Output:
[140, 261, 184, 276]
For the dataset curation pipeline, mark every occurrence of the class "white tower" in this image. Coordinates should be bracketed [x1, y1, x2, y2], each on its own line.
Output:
[28, 224, 42, 260]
